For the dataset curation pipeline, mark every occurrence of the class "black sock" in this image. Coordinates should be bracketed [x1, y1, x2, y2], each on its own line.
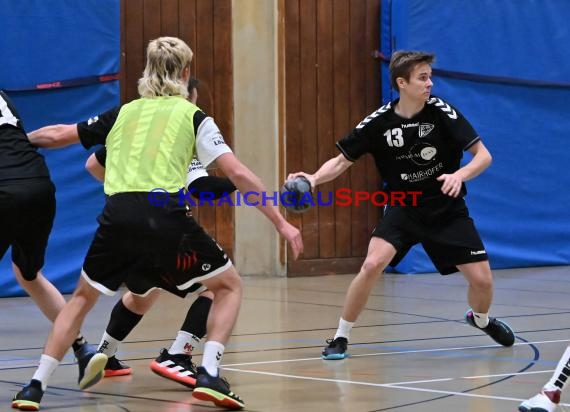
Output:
[107, 299, 144, 341]
[180, 295, 213, 338]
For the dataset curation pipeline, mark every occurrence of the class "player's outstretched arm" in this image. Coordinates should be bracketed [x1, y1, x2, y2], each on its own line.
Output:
[28, 124, 80, 148]
[288, 153, 352, 190]
[214, 152, 303, 259]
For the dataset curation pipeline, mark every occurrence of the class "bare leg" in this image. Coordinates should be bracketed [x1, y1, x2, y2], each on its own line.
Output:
[13, 264, 65, 322]
[122, 289, 161, 314]
[44, 276, 100, 360]
[458, 261, 493, 313]
[202, 267, 242, 344]
[341, 237, 396, 321]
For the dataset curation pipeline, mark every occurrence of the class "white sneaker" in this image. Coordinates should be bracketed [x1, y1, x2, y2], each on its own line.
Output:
[519, 390, 560, 412]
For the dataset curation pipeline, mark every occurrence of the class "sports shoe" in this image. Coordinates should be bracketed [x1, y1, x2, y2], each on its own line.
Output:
[519, 389, 561, 411]
[192, 366, 244, 410]
[150, 348, 197, 388]
[76, 344, 108, 390]
[11, 379, 43, 411]
[104, 356, 132, 377]
[321, 337, 348, 360]
[464, 310, 515, 347]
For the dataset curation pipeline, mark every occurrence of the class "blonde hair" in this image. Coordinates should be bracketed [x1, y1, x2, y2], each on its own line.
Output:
[137, 37, 194, 98]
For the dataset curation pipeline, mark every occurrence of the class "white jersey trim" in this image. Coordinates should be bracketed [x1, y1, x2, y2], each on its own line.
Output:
[0, 94, 18, 127]
[185, 157, 209, 187]
[195, 116, 232, 169]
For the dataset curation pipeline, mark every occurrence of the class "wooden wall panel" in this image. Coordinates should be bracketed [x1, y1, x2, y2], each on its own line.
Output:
[332, 0, 351, 258]
[298, 0, 319, 259]
[120, 0, 234, 258]
[285, 0, 382, 276]
[121, 0, 380, 276]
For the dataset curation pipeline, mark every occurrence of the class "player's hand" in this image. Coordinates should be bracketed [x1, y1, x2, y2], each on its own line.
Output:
[286, 172, 316, 192]
[436, 173, 462, 198]
[277, 221, 303, 260]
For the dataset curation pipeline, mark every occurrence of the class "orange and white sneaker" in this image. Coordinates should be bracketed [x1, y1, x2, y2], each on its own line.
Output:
[104, 356, 132, 377]
[150, 348, 197, 388]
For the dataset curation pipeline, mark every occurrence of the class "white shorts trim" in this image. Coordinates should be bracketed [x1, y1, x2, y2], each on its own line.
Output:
[81, 269, 117, 296]
[176, 259, 233, 291]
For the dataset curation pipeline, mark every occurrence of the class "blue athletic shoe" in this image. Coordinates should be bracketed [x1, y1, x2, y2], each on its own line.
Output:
[11, 379, 43, 411]
[75, 343, 108, 390]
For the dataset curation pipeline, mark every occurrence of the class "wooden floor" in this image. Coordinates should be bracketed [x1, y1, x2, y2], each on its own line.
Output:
[1, 266, 569, 411]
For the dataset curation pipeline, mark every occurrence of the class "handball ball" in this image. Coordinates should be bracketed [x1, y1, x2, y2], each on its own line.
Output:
[280, 176, 313, 213]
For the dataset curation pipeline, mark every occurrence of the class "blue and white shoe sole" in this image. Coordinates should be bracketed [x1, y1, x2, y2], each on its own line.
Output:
[321, 353, 348, 360]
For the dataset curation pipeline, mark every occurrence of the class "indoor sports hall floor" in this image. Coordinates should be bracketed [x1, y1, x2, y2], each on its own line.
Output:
[1, 266, 569, 411]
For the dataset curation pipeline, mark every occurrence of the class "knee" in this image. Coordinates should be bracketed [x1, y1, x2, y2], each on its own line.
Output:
[123, 293, 152, 314]
[470, 274, 493, 292]
[360, 258, 387, 279]
[201, 289, 215, 300]
[207, 268, 242, 295]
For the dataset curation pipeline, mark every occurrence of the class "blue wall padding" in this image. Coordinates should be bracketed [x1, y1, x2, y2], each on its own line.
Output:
[381, 0, 570, 273]
[0, 1, 120, 296]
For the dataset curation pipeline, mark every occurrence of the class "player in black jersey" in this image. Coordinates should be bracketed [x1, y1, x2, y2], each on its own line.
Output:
[288, 50, 515, 360]
[0, 90, 98, 407]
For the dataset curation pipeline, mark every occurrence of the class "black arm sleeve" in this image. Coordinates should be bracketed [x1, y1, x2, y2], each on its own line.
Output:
[77, 106, 120, 149]
[94, 146, 107, 166]
[188, 176, 236, 200]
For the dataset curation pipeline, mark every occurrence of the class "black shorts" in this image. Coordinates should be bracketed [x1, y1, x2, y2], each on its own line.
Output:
[82, 192, 231, 297]
[372, 196, 487, 275]
[0, 179, 56, 280]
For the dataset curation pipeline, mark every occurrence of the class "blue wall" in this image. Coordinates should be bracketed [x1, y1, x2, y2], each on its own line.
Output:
[0, 1, 120, 296]
[381, 0, 570, 273]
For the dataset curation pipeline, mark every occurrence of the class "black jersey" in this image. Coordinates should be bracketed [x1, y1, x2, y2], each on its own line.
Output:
[76, 106, 120, 149]
[337, 96, 479, 200]
[0, 91, 50, 183]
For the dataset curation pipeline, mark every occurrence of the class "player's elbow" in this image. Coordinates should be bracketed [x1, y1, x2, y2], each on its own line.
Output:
[85, 155, 105, 182]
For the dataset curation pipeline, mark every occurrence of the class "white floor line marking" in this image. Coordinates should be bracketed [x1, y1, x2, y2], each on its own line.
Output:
[222, 367, 570, 406]
[223, 338, 570, 368]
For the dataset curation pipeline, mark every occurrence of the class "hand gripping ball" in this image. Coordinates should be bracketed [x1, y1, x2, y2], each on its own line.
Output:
[280, 176, 314, 213]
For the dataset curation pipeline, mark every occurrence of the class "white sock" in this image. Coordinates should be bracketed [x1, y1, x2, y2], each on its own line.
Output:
[32, 354, 59, 391]
[75, 333, 86, 344]
[169, 331, 201, 355]
[202, 341, 225, 377]
[98, 332, 121, 357]
[334, 318, 354, 341]
[544, 345, 570, 393]
[472, 311, 490, 328]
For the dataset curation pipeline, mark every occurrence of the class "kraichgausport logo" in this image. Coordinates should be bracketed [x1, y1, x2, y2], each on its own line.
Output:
[146, 188, 423, 208]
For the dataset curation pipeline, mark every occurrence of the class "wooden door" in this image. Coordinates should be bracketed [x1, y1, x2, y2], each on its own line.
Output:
[120, 0, 235, 258]
[283, 0, 382, 276]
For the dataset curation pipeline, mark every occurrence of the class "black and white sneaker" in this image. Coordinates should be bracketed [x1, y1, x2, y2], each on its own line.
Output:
[150, 348, 197, 388]
[465, 310, 515, 347]
[321, 337, 348, 360]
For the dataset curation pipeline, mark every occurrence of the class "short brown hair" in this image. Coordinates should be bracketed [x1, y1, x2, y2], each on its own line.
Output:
[389, 51, 435, 91]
